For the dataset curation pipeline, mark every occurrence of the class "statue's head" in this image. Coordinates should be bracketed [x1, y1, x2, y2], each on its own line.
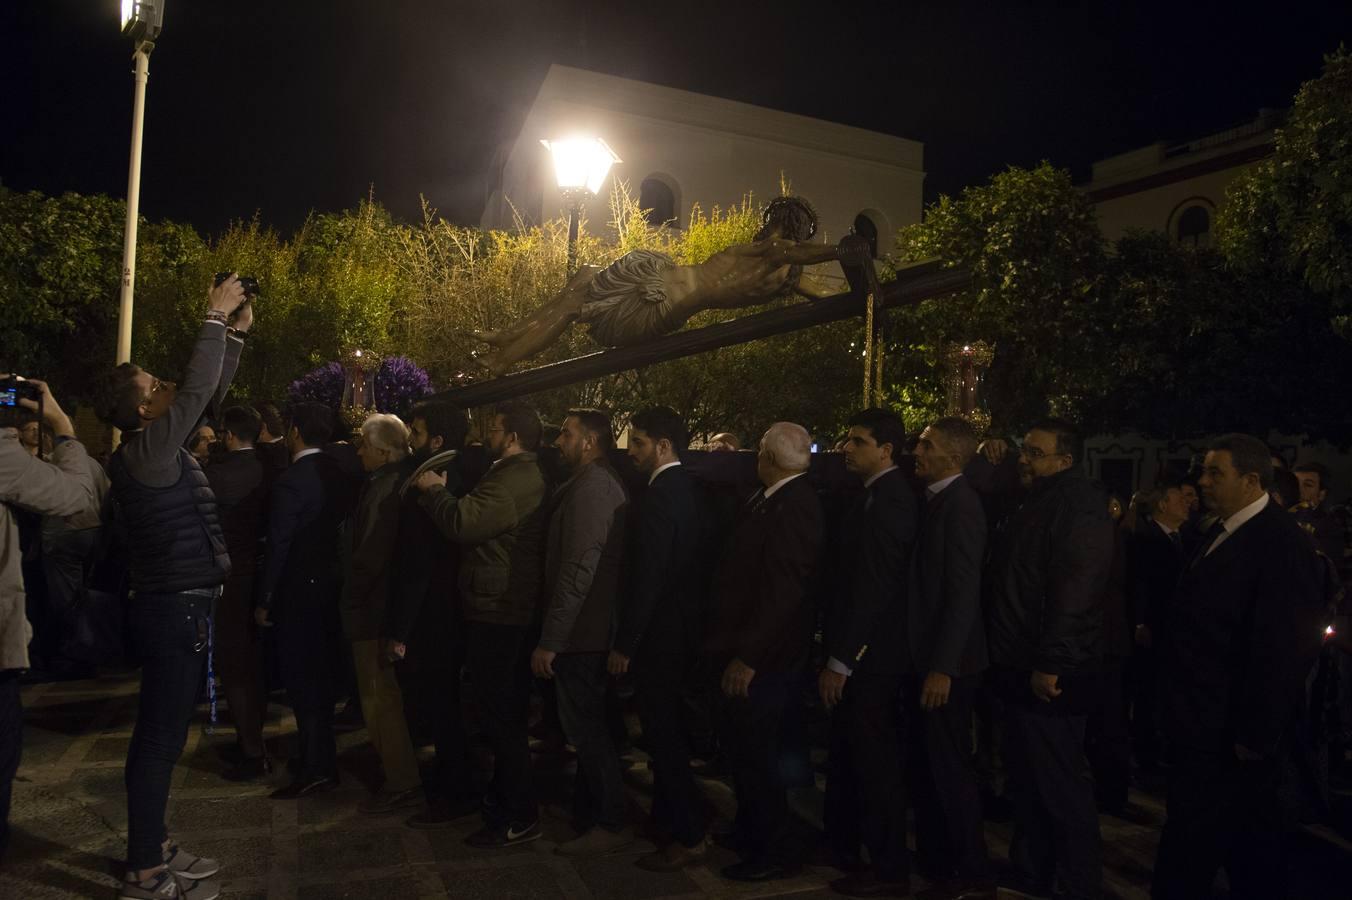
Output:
[756, 196, 818, 242]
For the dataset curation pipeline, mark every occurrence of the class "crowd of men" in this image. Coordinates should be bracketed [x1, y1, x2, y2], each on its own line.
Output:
[0, 275, 1346, 900]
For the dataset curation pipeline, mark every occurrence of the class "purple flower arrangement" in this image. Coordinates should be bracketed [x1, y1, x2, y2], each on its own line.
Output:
[285, 356, 432, 419]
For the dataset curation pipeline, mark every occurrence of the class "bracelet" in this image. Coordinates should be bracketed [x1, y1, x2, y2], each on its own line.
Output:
[205, 310, 228, 324]
[227, 327, 248, 342]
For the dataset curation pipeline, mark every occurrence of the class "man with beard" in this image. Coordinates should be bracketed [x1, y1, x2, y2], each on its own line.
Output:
[386, 402, 475, 829]
[985, 418, 1112, 900]
[609, 406, 710, 871]
[531, 409, 630, 856]
[413, 404, 548, 848]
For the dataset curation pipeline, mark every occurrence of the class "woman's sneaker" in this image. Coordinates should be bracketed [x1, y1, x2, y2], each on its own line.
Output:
[163, 844, 220, 880]
[119, 869, 220, 900]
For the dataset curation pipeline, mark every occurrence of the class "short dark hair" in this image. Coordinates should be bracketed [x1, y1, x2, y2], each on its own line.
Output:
[1028, 417, 1083, 467]
[91, 362, 145, 430]
[220, 406, 262, 444]
[494, 402, 542, 452]
[847, 408, 907, 459]
[1293, 461, 1331, 493]
[566, 408, 615, 452]
[1210, 433, 1273, 490]
[253, 401, 284, 439]
[927, 415, 980, 465]
[409, 401, 468, 451]
[630, 406, 688, 452]
[288, 402, 334, 448]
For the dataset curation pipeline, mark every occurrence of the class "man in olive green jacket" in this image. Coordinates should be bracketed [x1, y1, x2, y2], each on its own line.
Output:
[413, 403, 547, 849]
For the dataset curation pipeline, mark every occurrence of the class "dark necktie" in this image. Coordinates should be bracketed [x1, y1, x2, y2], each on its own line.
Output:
[1190, 519, 1226, 567]
[1168, 530, 1183, 553]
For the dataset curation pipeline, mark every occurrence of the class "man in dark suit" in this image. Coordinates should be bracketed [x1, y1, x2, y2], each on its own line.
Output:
[906, 416, 991, 898]
[608, 407, 710, 872]
[708, 421, 824, 883]
[819, 408, 918, 898]
[207, 406, 273, 781]
[1152, 434, 1326, 900]
[1125, 484, 1189, 771]
[255, 402, 357, 799]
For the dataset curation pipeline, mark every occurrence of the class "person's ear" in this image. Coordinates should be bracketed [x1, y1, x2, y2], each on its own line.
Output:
[429, 435, 443, 453]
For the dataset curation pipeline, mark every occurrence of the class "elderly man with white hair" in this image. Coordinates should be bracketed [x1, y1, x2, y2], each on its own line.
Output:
[343, 412, 423, 815]
[707, 421, 824, 883]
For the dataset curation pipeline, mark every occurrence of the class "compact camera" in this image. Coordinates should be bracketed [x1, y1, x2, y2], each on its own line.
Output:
[213, 271, 261, 302]
[0, 376, 40, 408]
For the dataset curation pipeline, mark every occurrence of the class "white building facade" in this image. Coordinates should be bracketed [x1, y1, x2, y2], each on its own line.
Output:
[482, 65, 925, 260]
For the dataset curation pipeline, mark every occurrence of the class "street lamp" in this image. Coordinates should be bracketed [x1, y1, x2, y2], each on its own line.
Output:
[115, 0, 166, 371]
[540, 137, 620, 274]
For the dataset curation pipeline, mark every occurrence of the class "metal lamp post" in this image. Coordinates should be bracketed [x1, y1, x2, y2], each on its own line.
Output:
[115, 1, 166, 369]
[540, 137, 620, 275]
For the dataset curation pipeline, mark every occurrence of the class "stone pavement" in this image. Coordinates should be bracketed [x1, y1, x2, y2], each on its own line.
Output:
[4, 672, 1351, 899]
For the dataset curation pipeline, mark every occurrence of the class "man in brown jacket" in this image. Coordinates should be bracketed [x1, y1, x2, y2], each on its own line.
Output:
[1, 378, 97, 860]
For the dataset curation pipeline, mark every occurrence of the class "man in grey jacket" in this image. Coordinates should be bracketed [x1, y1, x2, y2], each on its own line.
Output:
[530, 409, 630, 857]
[1, 378, 96, 861]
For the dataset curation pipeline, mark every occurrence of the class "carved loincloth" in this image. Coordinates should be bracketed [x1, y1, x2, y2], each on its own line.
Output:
[579, 249, 687, 347]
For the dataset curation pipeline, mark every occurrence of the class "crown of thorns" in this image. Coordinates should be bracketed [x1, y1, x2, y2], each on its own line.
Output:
[761, 196, 818, 241]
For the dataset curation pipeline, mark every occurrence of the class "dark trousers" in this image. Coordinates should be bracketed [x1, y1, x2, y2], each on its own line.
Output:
[1129, 647, 1162, 767]
[399, 621, 471, 800]
[554, 652, 626, 830]
[636, 650, 705, 847]
[825, 670, 909, 881]
[1086, 659, 1130, 812]
[276, 586, 339, 781]
[0, 670, 20, 862]
[904, 671, 989, 881]
[720, 668, 802, 864]
[464, 621, 536, 826]
[215, 572, 266, 759]
[39, 526, 100, 669]
[1002, 704, 1102, 900]
[124, 593, 212, 870]
[1152, 750, 1285, 900]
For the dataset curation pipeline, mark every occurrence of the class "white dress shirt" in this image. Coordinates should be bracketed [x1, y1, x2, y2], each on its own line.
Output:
[1204, 492, 1269, 556]
[762, 471, 806, 499]
[292, 447, 322, 463]
[926, 472, 962, 498]
[649, 460, 681, 485]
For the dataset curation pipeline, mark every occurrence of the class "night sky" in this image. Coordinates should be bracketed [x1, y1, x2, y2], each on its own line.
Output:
[3, 1, 1348, 236]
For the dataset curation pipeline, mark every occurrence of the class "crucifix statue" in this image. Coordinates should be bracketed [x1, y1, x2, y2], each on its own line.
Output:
[474, 197, 870, 375]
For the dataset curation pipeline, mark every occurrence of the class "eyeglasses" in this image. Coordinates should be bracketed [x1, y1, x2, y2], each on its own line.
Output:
[1018, 445, 1064, 461]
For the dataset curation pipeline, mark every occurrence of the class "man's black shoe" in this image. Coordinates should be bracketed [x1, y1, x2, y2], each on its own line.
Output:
[830, 872, 914, 897]
[269, 775, 338, 799]
[221, 756, 273, 782]
[721, 859, 802, 882]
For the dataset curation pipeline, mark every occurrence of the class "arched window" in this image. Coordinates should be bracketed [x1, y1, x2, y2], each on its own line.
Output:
[1176, 206, 1210, 247]
[853, 212, 880, 258]
[640, 177, 676, 228]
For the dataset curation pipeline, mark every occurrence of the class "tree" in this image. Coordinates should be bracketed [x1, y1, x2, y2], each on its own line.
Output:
[891, 162, 1109, 433]
[1218, 46, 1352, 333]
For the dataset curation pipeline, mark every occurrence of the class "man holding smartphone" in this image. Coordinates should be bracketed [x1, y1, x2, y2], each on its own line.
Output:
[92, 274, 253, 900]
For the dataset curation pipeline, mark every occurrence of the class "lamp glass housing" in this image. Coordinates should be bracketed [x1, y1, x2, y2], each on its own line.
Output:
[540, 137, 621, 196]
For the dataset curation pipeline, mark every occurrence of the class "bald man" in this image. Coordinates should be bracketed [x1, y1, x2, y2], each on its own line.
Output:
[707, 422, 824, 882]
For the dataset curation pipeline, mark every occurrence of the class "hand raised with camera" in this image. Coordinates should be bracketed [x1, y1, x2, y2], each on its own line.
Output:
[4, 375, 75, 438]
[208, 273, 247, 317]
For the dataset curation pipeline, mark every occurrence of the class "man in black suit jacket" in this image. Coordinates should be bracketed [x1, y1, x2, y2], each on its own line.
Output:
[607, 407, 710, 871]
[905, 417, 991, 898]
[207, 406, 273, 781]
[1152, 434, 1326, 900]
[819, 409, 918, 898]
[1124, 484, 1188, 770]
[255, 403, 358, 799]
[707, 422, 824, 883]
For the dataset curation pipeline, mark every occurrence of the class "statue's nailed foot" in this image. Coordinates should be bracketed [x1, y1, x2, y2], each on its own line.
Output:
[469, 348, 509, 379]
